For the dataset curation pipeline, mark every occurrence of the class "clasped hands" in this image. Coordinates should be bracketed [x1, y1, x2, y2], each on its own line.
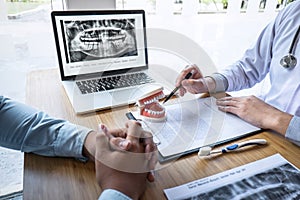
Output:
[95, 120, 157, 200]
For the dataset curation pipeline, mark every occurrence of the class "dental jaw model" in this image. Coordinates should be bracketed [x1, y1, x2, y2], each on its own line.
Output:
[136, 88, 166, 122]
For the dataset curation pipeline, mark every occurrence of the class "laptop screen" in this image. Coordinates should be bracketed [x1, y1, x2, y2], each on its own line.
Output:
[51, 10, 148, 80]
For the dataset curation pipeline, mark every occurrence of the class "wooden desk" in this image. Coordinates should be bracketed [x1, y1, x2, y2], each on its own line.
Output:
[25, 69, 300, 200]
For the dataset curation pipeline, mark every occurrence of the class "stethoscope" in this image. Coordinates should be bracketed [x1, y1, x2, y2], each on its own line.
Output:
[280, 25, 300, 69]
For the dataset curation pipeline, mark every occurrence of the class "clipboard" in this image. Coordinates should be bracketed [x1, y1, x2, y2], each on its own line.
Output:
[131, 97, 261, 163]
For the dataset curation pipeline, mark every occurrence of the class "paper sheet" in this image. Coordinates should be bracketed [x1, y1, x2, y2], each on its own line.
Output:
[164, 154, 300, 200]
[134, 97, 260, 162]
[0, 147, 23, 198]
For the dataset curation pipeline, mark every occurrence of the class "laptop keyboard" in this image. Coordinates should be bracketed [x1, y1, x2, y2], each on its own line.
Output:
[76, 72, 155, 94]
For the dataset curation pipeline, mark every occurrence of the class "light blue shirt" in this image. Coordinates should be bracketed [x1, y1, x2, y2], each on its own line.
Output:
[213, 1, 300, 146]
[0, 96, 91, 158]
[0, 95, 132, 200]
[99, 189, 132, 200]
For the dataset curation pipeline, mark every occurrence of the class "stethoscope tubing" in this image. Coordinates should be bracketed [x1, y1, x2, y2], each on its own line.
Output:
[288, 25, 300, 54]
[280, 25, 300, 69]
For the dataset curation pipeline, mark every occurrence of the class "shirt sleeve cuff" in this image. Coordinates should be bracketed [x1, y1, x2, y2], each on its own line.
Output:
[54, 123, 93, 161]
[285, 116, 300, 146]
[208, 73, 229, 93]
[98, 189, 132, 200]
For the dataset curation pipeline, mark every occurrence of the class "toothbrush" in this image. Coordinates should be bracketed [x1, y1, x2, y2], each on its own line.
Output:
[198, 139, 267, 157]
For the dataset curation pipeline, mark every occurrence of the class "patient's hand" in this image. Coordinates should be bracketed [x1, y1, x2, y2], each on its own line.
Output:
[95, 121, 157, 199]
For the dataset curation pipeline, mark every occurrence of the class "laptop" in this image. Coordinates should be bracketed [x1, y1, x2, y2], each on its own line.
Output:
[51, 10, 165, 114]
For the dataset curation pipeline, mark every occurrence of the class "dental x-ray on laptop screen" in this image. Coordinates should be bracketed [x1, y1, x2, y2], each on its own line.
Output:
[51, 10, 163, 114]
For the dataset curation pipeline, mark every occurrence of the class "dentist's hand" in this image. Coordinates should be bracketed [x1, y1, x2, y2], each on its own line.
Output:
[216, 95, 292, 135]
[176, 64, 216, 96]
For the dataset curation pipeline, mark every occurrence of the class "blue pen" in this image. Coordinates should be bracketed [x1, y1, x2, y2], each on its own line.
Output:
[198, 139, 267, 157]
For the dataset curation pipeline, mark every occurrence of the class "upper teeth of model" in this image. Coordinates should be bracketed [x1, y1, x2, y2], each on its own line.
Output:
[142, 93, 164, 105]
